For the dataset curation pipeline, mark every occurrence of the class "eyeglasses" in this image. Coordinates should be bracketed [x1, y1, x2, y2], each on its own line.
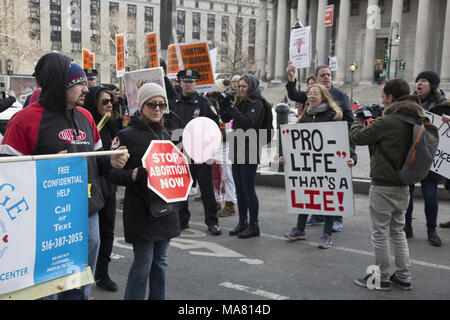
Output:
[102, 98, 112, 105]
[144, 101, 167, 110]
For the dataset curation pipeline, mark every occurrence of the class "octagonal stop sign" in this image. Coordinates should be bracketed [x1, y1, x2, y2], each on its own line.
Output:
[141, 140, 192, 203]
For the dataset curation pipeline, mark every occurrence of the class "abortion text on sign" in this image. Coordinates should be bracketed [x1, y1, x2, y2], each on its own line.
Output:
[280, 122, 355, 216]
[425, 111, 450, 179]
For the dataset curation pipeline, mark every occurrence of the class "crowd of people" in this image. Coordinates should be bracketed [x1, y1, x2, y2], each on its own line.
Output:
[1, 49, 449, 299]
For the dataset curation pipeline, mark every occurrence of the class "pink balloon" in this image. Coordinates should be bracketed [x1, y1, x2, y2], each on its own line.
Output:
[182, 117, 222, 164]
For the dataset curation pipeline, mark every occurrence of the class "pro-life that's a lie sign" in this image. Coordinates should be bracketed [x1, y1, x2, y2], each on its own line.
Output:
[280, 122, 355, 216]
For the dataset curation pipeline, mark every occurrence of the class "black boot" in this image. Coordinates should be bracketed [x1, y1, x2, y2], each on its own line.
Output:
[404, 223, 413, 238]
[229, 219, 248, 236]
[238, 222, 260, 239]
[427, 228, 442, 247]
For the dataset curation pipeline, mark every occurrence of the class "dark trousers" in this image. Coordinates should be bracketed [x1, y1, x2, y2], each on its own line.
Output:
[232, 164, 259, 224]
[178, 163, 218, 227]
[95, 195, 117, 278]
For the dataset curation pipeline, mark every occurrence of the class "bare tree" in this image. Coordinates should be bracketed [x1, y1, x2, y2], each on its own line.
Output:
[0, 0, 44, 73]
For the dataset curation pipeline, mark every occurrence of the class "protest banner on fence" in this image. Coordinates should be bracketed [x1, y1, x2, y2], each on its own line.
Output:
[0, 157, 88, 296]
[280, 121, 355, 216]
[146, 32, 159, 69]
[178, 42, 215, 92]
[167, 44, 180, 79]
[82, 49, 95, 70]
[425, 111, 450, 179]
[123, 67, 167, 115]
[289, 26, 312, 69]
[116, 34, 126, 78]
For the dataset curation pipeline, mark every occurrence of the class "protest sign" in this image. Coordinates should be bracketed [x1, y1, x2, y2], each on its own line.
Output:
[289, 26, 311, 69]
[123, 67, 167, 115]
[325, 5, 334, 27]
[425, 111, 450, 179]
[280, 121, 355, 216]
[167, 44, 180, 79]
[0, 157, 88, 296]
[82, 49, 95, 70]
[329, 56, 338, 71]
[115, 34, 126, 78]
[146, 32, 159, 68]
[179, 42, 215, 92]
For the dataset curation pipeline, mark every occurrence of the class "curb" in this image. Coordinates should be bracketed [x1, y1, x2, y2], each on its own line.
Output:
[256, 171, 450, 201]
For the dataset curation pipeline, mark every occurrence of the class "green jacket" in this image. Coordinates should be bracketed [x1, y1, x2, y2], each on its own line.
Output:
[350, 98, 425, 186]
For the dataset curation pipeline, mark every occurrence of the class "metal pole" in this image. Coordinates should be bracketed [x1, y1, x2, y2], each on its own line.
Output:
[0, 149, 129, 163]
[350, 71, 354, 103]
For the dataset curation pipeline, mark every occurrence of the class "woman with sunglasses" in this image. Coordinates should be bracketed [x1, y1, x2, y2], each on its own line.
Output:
[108, 83, 180, 300]
[84, 86, 123, 292]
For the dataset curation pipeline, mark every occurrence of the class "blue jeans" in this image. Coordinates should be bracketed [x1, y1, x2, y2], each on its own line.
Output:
[405, 181, 438, 229]
[124, 241, 170, 300]
[232, 164, 259, 224]
[57, 212, 100, 300]
[297, 214, 334, 236]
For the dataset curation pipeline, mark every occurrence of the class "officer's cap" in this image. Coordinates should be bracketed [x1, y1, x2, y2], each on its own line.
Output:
[177, 69, 201, 82]
[84, 68, 98, 80]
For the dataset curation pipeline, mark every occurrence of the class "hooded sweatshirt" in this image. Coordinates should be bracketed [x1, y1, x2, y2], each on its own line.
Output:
[1, 52, 109, 214]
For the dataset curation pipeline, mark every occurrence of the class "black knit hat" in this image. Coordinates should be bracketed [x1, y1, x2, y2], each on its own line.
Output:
[415, 71, 440, 86]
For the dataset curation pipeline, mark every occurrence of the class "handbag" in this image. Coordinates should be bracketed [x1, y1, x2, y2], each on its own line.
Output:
[148, 193, 178, 218]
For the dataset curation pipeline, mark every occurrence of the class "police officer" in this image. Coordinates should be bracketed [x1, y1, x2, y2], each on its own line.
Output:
[165, 69, 222, 236]
[85, 68, 98, 87]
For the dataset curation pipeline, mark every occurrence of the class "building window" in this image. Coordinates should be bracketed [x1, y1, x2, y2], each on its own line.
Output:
[195, 0, 199, 9]
[145, 7, 154, 32]
[109, 2, 119, 16]
[176, 10, 185, 42]
[50, 0, 61, 51]
[179, 0, 183, 6]
[90, 0, 101, 50]
[70, 0, 81, 52]
[207, 14, 215, 48]
[238, 5, 242, 14]
[210, 2, 213, 10]
[221, 16, 229, 61]
[403, 0, 410, 12]
[110, 64, 117, 84]
[224, 4, 228, 12]
[28, 0, 41, 41]
[350, 0, 360, 16]
[192, 12, 201, 41]
[248, 18, 256, 63]
[127, 4, 136, 17]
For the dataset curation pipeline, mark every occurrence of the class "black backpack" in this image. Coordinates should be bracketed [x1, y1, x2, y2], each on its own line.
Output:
[259, 97, 274, 145]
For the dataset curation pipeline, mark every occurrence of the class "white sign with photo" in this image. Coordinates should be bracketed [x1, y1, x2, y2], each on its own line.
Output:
[289, 26, 312, 69]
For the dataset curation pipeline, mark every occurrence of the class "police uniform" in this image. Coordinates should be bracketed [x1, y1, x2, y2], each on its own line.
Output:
[164, 69, 221, 235]
[85, 68, 98, 87]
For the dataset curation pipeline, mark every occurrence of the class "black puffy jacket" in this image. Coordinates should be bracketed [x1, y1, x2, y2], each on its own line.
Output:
[108, 116, 180, 243]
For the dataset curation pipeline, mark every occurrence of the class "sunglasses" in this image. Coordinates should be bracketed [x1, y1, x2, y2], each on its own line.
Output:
[102, 98, 112, 105]
[144, 101, 167, 110]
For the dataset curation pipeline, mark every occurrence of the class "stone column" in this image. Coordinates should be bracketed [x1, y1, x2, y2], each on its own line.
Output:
[390, 0, 403, 76]
[413, 0, 431, 77]
[256, 0, 269, 80]
[360, 0, 378, 83]
[335, 0, 350, 84]
[297, 0, 307, 25]
[274, 0, 288, 81]
[316, 0, 327, 66]
[268, 0, 277, 80]
[80, 0, 90, 52]
[440, 0, 450, 82]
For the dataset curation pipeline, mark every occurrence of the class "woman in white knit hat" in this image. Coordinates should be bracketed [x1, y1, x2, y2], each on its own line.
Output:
[108, 83, 180, 300]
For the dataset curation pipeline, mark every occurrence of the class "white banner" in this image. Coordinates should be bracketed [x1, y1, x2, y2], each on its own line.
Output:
[281, 122, 355, 216]
[289, 26, 312, 69]
[123, 67, 168, 116]
[0, 157, 88, 295]
[425, 111, 450, 179]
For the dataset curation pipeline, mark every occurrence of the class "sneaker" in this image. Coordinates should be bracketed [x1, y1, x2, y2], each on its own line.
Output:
[332, 221, 343, 232]
[318, 235, 332, 249]
[284, 228, 306, 241]
[389, 273, 412, 291]
[354, 274, 390, 291]
[218, 202, 235, 217]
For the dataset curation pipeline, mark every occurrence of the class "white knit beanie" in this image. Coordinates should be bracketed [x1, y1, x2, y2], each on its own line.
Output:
[138, 83, 167, 112]
[215, 79, 229, 92]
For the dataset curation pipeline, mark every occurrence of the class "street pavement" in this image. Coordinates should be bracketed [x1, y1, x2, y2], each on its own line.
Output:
[90, 183, 450, 301]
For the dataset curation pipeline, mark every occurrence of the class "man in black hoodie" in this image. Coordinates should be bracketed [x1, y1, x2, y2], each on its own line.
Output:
[1, 52, 129, 299]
